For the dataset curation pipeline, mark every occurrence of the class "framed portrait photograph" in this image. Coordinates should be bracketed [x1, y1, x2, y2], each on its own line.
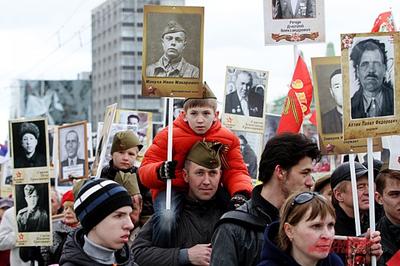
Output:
[264, 113, 280, 144]
[9, 118, 50, 183]
[232, 130, 263, 181]
[58, 121, 88, 182]
[142, 5, 204, 97]
[341, 32, 400, 140]
[92, 103, 117, 178]
[263, 0, 325, 45]
[14, 182, 52, 246]
[222, 66, 268, 134]
[311, 56, 382, 155]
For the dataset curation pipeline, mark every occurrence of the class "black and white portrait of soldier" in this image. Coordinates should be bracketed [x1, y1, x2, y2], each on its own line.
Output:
[15, 183, 50, 232]
[225, 70, 265, 118]
[59, 123, 86, 179]
[272, 0, 316, 20]
[146, 20, 199, 78]
[350, 38, 394, 119]
[12, 121, 47, 169]
[322, 68, 343, 134]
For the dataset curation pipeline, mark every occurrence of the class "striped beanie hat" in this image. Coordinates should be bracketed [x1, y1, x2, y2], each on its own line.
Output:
[74, 178, 132, 232]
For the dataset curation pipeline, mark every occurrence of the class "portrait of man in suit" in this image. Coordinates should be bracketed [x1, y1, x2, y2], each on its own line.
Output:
[272, 0, 316, 19]
[322, 68, 343, 134]
[61, 130, 85, 167]
[350, 38, 394, 119]
[225, 71, 264, 118]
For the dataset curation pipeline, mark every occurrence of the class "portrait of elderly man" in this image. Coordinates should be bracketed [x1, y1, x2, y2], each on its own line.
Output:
[225, 71, 264, 118]
[350, 38, 394, 119]
[14, 122, 46, 168]
[16, 184, 49, 232]
[61, 129, 85, 167]
[322, 68, 343, 134]
[146, 20, 199, 78]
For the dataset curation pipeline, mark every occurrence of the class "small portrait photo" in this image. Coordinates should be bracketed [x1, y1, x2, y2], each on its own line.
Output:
[224, 67, 267, 118]
[15, 182, 50, 232]
[264, 113, 280, 144]
[263, 0, 325, 45]
[58, 121, 88, 181]
[313, 59, 343, 135]
[232, 130, 263, 180]
[10, 119, 48, 169]
[348, 36, 395, 119]
[272, 0, 316, 20]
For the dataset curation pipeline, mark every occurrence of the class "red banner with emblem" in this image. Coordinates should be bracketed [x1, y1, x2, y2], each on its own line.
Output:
[277, 56, 313, 133]
[371, 11, 396, 32]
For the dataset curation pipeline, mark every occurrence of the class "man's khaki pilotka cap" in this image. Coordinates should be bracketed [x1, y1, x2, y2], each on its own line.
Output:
[186, 141, 223, 169]
[183, 82, 217, 104]
[111, 130, 143, 154]
[162, 20, 185, 37]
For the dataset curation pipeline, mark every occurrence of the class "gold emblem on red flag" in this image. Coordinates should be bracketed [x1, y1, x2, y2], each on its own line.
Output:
[291, 79, 304, 90]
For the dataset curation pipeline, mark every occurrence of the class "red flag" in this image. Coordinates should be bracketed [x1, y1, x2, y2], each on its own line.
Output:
[387, 250, 400, 266]
[371, 11, 396, 32]
[309, 109, 317, 126]
[277, 56, 313, 134]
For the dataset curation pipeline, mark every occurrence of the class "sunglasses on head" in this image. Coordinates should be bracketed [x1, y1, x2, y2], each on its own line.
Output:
[290, 192, 323, 208]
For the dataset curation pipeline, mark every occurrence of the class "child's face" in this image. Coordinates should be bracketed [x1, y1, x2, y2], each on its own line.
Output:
[183, 106, 218, 135]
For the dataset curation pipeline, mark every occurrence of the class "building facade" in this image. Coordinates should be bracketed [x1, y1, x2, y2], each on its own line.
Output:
[91, 0, 184, 129]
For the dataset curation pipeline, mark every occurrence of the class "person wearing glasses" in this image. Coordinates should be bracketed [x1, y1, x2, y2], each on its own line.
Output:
[211, 133, 320, 266]
[257, 191, 342, 265]
[350, 38, 394, 119]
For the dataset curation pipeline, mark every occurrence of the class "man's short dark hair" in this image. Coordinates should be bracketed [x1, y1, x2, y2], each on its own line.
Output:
[350, 38, 387, 69]
[329, 68, 341, 84]
[376, 169, 400, 194]
[258, 133, 320, 184]
[127, 114, 140, 122]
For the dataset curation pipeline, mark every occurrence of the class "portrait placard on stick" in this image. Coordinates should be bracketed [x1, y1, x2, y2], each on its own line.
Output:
[58, 121, 88, 182]
[142, 5, 204, 97]
[312, 56, 382, 155]
[341, 32, 400, 140]
[263, 0, 325, 45]
[222, 66, 268, 134]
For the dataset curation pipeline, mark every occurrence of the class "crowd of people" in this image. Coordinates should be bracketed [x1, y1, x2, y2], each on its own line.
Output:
[0, 83, 398, 266]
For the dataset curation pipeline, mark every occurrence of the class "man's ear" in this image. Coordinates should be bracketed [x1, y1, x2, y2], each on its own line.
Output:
[333, 188, 344, 203]
[275, 165, 286, 181]
[375, 191, 384, 205]
[183, 168, 189, 183]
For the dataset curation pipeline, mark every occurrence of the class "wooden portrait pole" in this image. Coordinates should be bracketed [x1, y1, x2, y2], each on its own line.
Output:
[367, 137, 377, 266]
[349, 153, 362, 236]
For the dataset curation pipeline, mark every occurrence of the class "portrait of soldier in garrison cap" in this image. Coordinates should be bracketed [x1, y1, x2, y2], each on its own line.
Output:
[15, 183, 50, 232]
[146, 20, 199, 78]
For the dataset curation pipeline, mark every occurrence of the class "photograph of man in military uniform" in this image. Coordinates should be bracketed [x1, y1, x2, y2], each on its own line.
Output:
[15, 183, 50, 232]
[145, 13, 201, 78]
